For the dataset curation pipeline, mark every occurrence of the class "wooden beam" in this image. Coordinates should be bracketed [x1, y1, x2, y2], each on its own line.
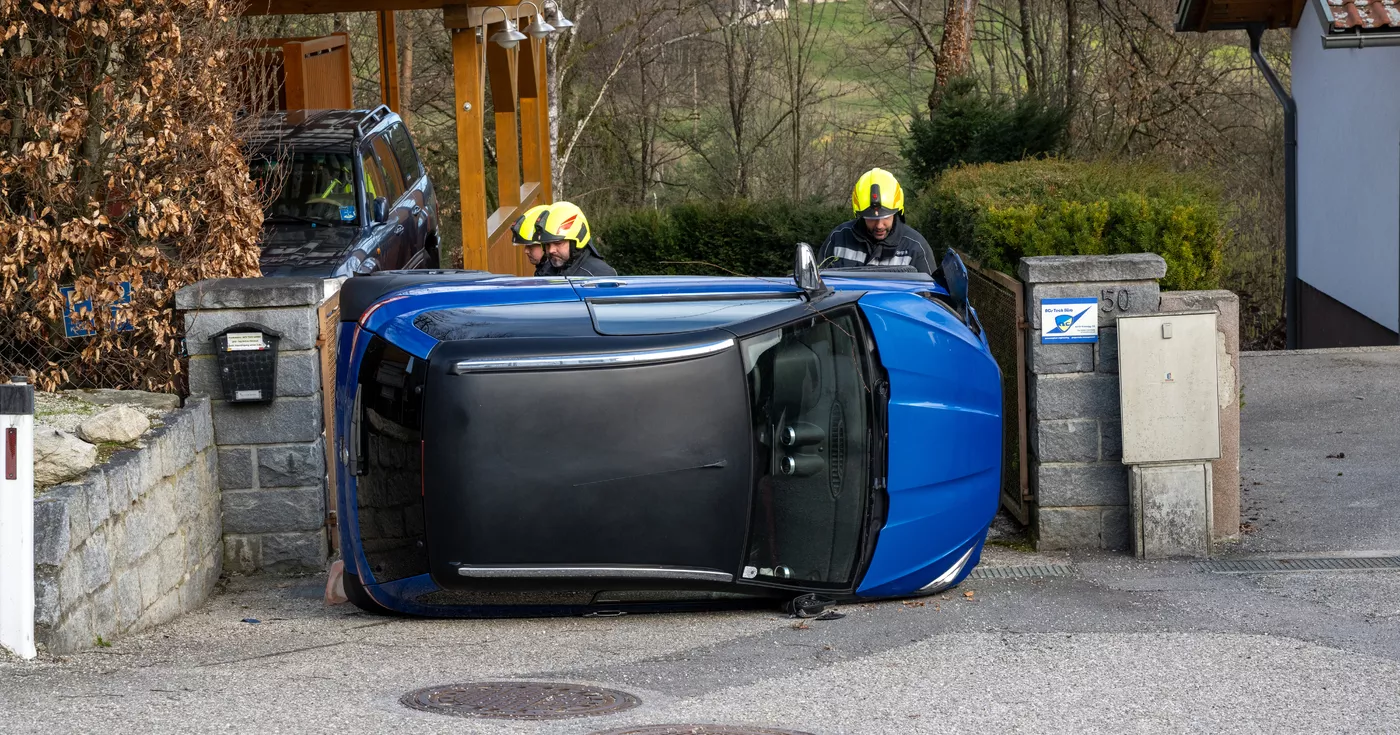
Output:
[452, 25, 489, 271]
[281, 40, 306, 109]
[377, 11, 401, 113]
[244, 0, 442, 16]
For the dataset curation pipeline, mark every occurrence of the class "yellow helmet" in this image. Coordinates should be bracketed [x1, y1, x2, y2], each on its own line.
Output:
[510, 201, 592, 250]
[851, 168, 904, 219]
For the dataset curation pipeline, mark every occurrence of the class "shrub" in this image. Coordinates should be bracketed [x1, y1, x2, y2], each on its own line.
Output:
[0, 0, 265, 392]
[597, 199, 850, 277]
[909, 159, 1226, 291]
[902, 77, 1067, 185]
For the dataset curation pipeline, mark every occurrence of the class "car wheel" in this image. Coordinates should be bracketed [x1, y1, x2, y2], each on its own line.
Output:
[343, 570, 397, 616]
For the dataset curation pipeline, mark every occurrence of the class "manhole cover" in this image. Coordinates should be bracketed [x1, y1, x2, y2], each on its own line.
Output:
[400, 681, 641, 720]
[590, 727, 815, 735]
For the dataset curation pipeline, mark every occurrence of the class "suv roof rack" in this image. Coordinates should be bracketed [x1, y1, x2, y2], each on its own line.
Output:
[355, 105, 394, 139]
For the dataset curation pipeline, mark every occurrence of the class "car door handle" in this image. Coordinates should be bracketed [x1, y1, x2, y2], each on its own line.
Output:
[411, 206, 422, 216]
[394, 225, 405, 234]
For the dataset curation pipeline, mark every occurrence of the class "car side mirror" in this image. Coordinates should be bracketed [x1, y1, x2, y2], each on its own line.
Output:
[942, 248, 970, 319]
[372, 196, 389, 224]
[794, 242, 828, 299]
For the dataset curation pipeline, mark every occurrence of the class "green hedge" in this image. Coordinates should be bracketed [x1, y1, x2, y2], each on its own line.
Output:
[597, 199, 850, 277]
[909, 159, 1225, 291]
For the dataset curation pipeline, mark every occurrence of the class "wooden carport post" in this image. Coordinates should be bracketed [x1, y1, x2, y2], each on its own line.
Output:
[377, 11, 401, 112]
[444, 2, 554, 275]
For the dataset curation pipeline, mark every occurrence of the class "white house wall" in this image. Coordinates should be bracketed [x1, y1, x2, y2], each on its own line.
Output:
[1292, 6, 1400, 332]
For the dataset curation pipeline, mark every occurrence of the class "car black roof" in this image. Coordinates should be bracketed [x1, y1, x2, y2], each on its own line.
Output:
[246, 107, 395, 154]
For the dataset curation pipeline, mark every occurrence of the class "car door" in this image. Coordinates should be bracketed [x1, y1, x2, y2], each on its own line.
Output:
[368, 133, 415, 269]
[353, 147, 396, 275]
[384, 123, 432, 260]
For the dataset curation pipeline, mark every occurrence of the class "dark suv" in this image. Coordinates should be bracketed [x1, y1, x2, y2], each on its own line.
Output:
[248, 107, 440, 277]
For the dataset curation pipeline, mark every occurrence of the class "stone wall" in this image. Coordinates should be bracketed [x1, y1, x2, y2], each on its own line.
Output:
[32, 397, 220, 654]
[177, 278, 332, 573]
[1020, 254, 1166, 550]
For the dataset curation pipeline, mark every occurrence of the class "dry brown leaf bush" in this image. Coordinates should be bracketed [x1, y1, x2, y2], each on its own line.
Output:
[1, 0, 263, 393]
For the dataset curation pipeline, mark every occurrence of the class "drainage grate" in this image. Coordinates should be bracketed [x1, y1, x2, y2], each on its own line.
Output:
[401, 681, 641, 720]
[967, 564, 1075, 580]
[590, 727, 815, 735]
[1198, 557, 1400, 574]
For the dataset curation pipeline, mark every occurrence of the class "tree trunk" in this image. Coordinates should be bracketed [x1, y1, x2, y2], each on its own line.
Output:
[1018, 0, 1037, 96]
[1064, 0, 1079, 134]
[931, 0, 980, 110]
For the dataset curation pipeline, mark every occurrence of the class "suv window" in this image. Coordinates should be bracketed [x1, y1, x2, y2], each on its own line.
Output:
[370, 135, 406, 203]
[385, 123, 424, 182]
[360, 150, 389, 208]
[251, 152, 358, 225]
[589, 297, 802, 336]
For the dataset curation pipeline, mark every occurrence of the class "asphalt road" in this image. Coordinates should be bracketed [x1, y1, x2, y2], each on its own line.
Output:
[1235, 347, 1400, 554]
[3, 549, 1398, 734]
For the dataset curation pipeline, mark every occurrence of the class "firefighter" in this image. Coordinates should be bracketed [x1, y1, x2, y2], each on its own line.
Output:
[510, 201, 617, 277]
[819, 168, 937, 275]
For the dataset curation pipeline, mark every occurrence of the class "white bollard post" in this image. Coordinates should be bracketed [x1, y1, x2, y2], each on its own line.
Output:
[0, 376, 36, 659]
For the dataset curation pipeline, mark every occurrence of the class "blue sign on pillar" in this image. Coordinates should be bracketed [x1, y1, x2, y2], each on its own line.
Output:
[60, 282, 134, 338]
[1040, 297, 1099, 344]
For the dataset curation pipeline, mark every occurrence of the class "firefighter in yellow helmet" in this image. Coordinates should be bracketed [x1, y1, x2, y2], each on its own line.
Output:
[819, 168, 937, 276]
[511, 201, 617, 278]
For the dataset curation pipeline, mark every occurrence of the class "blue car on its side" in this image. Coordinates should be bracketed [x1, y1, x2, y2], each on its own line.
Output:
[332, 245, 1002, 616]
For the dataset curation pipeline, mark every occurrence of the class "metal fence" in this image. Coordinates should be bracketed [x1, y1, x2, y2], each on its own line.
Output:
[965, 259, 1031, 524]
[0, 331, 177, 393]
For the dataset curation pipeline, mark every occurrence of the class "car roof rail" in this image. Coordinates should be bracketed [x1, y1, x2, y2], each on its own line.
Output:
[355, 105, 394, 139]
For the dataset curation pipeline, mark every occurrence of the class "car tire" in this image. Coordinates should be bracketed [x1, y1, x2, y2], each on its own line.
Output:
[343, 570, 397, 616]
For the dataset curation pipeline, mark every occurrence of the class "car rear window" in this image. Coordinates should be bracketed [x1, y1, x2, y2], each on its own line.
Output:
[589, 297, 802, 336]
[385, 123, 424, 182]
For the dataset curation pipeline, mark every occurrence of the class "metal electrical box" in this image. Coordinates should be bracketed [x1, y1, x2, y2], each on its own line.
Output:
[1117, 312, 1220, 464]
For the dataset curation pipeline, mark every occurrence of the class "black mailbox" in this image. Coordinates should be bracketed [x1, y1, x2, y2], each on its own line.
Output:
[211, 323, 281, 403]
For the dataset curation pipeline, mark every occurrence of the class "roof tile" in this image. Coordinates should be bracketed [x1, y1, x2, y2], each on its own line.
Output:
[1326, 0, 1400, 30]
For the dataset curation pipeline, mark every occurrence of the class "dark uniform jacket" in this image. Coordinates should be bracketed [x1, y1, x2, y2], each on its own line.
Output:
[818, 219, 937, 275]
[536, 244, 617, 277]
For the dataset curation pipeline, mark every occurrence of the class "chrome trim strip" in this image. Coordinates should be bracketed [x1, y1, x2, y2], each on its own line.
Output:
[455, 565, 735, 582]
[918, 546, 977, 593]
[451, 338, 734, 373]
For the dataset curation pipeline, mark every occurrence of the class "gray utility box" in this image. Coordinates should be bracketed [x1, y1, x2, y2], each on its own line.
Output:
[1118, 312, 1220, 558]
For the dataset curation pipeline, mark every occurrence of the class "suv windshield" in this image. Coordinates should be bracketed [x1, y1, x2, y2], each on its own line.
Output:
[741, 310, 871, 587]
[251, 152, 359, 226]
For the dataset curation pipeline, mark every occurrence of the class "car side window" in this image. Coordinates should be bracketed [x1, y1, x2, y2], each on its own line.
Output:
[360, 149, 389, 209]
[370, 135, 407, 203]
[385, 123, 424, 183]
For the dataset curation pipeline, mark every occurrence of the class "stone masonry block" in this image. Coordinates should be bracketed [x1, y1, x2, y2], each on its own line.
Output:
[79, 529, 112, 595]
[1031, 372, 1120, 421]
[46, 605, 92, 655]
[1032, 420, 1100, 463]
[176, 277, 324, 311]
[1096, 327, 1119, 373]
[1018, 253, 1167, 284]
[33, 492, 74, 568]
[261, 529, 328, 571]
[188, 395, 213, 452]
[1100, 420, 1123, 461]
[211, 397, 322, 445]
[1101, 506, 1131, 551]
[257, 440, 326, 488]
[1025, 281, 1161, 330]
[52, 470, 108, 538]
[117, 572, 142, 631]
[91, 584, 116, 642]
[137, 590, 183, 633]
[138, 552, 163, 610]
[1037, 507, 1102, 551]
[153, 412, 197, 480]
[156, 534, 186, 594]
[189, 350, 321, 399]
[58, 557, 84, 610]
[222, 487, 326, 534]
[1030, 336, 1095, 374]
[184, 306, 318, 356]
[102, 450, 140, 515]
[1036, 462, 1129, 507]
[217, 448, 254, 489]
[223, 534, 262, 573]
[175, 460, 210, 520]
[34, 574, 59, 627]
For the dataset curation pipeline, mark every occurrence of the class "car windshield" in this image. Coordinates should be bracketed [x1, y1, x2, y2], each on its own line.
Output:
[251, 152, 359, 226]
[741, 310, 871, 587]
[589, 296, 802, 336]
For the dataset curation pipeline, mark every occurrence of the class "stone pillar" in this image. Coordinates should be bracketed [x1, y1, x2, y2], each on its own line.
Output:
[1158, 290, 1241, 541]
[176, 278, 332, 573]
[1018, 254, 1166, 550]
